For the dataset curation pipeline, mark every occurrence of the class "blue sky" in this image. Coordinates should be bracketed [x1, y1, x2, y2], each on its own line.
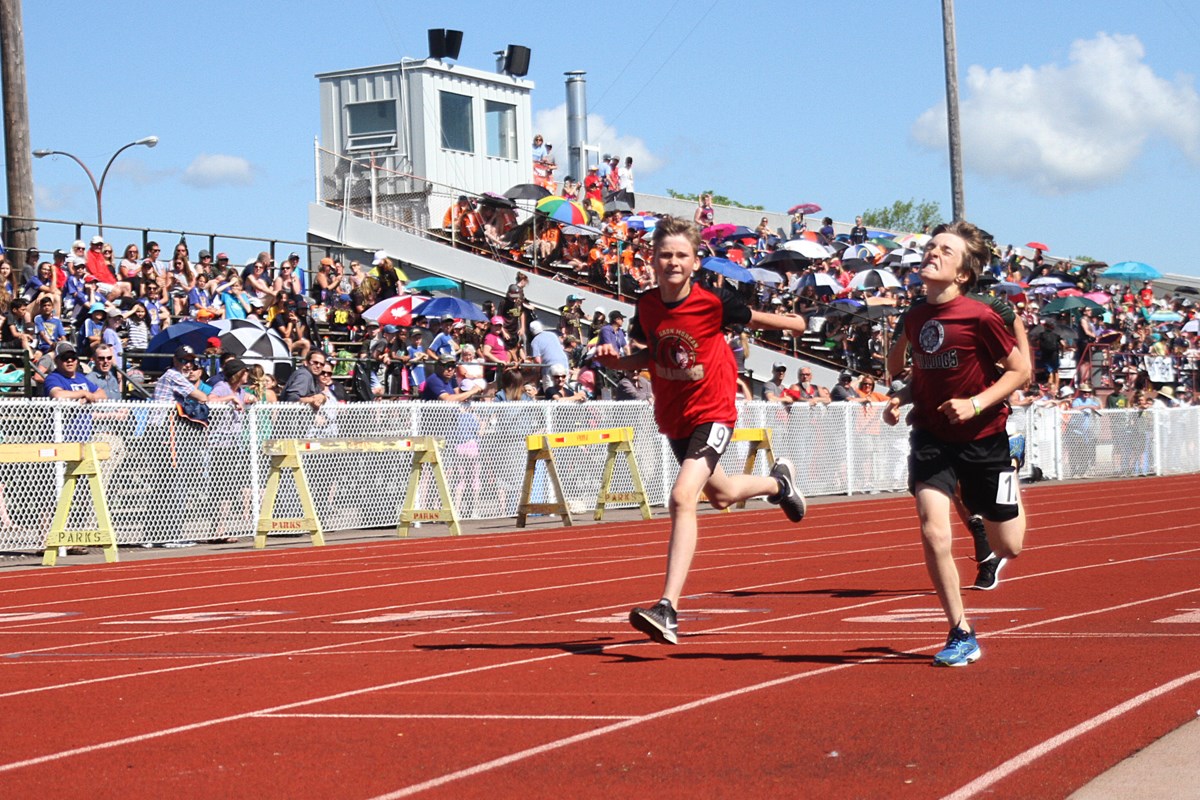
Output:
[6, 1, 1200, 274]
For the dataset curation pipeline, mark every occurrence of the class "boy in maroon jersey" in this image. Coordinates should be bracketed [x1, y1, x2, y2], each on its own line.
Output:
[594, 216, 809, 644]
[883, 221, 1029, 666]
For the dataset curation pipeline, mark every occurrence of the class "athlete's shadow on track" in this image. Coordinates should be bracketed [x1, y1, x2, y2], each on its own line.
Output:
[715, 588, 926, 599]
[669, 645, 929, 664]
[415, 639, 659, 663]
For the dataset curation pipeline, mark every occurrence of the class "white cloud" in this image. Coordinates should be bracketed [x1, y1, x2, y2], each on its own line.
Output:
[33, 183, 79, 213]
[181, 153, 256, 188]
[912, 33, 1200, 194]
[533, 103, 663, 179]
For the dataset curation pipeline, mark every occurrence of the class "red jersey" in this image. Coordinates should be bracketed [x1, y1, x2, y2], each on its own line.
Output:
[630, 282, 751, 440]
[903, 294, 1016, 443]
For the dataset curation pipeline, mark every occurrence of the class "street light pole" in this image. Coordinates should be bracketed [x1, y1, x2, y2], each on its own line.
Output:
[33, 136, 158, 234]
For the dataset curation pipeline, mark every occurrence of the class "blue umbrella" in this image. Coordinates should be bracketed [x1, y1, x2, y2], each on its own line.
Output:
[1101, 261, 1162, 281]
[407, 276, 461, 293]
[412, 296, 488, 321]
[1149, 310, 1182, 323]
[700, 257, 754, 282]
[146, 320, 221, 355]
[143, 320, 221, 368]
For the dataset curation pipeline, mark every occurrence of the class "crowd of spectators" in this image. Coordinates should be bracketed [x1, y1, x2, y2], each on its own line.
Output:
[6, 131, 1198, 418]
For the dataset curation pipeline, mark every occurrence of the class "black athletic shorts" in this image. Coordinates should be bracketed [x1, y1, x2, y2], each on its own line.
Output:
[908, 429, 1020, 522]
[668, 422, 732, 472]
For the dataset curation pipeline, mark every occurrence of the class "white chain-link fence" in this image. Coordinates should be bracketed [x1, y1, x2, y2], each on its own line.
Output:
[1, 399, 1196, 551]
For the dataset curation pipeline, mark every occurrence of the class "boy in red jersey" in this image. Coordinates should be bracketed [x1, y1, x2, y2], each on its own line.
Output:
[594, 216, 809, 644]
[883, 221, 1030, 666]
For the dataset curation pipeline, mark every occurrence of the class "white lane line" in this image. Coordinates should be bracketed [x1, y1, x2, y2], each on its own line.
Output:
[258, 713, 636, 721]
[940, 668, 1200, 800]
[0, 649, 587, 775]
[365, 658, 884, 800]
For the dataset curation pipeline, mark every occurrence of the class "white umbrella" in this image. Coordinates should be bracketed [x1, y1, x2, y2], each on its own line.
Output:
[848, 268, 902, 291]
[210, 318, 267, 335]
[748, 268, 783, 285]
[798, 271, 842, 293]
[782, 239, 833, 259]
[1182, 319, 1200, 334]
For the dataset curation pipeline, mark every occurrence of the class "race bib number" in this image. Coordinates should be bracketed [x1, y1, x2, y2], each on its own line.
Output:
[995, 469, 1018, 506]
[705, 424, 732, 456]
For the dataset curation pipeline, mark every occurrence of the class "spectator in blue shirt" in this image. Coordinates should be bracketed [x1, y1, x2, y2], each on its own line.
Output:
[426, 316, 461, 360]
[32, 297, 65, 353]
[420, 357, 483, 402]
[528, 319, 569, 387]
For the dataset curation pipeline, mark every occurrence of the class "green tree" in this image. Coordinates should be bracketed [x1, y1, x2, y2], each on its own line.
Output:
[666, 189, 764, 211]
[861, 198, 944, 234]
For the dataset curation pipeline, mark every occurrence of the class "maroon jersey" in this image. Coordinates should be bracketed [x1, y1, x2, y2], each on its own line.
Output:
[903, 294, 1017, 443]
[631, 282, 752, 440]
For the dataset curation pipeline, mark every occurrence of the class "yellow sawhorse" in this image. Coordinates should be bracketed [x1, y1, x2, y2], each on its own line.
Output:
[0, 442, 117, 566]
[730, 428, 777, 509]
[255, 437, 460, 549]
[517, 427, 652, 527]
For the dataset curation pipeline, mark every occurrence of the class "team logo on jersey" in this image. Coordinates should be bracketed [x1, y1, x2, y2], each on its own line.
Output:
[655, 329, 705, 380]
[914, 319, 958, 369]
[918, 319, 945, 353]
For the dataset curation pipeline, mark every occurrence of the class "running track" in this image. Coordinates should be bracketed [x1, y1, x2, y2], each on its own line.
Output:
[1, 476, 1198, 798]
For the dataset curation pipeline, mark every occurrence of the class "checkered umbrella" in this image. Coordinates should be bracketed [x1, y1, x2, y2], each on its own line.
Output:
[217, 325, 291, 371]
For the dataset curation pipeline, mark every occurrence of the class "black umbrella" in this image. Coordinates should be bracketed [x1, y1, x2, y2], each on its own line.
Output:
[1175, 286, 1200, 295]
[756, 250, 812, 274]
[479, 191, 517, 209]
[604, 198, 633, 213]
[503, 183, 551, 201]
[840, 257, 873, 273]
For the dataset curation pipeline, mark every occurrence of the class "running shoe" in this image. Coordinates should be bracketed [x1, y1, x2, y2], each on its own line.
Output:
[629, 599, 678, 645]
[971, 555, 1007, 591]
[933, 625, 981, 667]
[767, 458, 807, 523]
[967, 514, 992, 563]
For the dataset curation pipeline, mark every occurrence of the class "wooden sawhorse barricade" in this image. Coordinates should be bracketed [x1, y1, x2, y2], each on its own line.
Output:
[0, 442, 117, 566]
[517, 427, 652, 527]
[255, 437, 460, 549]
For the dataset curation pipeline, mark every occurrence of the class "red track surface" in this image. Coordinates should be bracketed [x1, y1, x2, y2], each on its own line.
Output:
[1, 476, 1199, 799]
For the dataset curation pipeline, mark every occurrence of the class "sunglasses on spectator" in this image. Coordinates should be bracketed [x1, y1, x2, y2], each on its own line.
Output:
[321, 370, 334, 376]
[95, 356, 113, 361]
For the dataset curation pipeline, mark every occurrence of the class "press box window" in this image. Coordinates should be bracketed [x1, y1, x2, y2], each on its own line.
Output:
[485, 100, 517, 160]
[439, 91, 474, 153]
[345, 100, 397, 151]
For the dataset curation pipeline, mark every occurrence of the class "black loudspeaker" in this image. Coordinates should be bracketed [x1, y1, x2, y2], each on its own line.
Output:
[428, 29, 446, 59]
[503, 45, 531, 77]
[444, 30, 463, 61]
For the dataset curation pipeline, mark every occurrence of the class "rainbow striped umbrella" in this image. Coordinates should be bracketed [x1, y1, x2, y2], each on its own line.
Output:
[535, 195, 588, 225]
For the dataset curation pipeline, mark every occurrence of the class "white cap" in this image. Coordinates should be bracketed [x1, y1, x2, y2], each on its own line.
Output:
[90, 235, 104, 245]
[529, 320, 544, 335]
[372, 249, 388, 266]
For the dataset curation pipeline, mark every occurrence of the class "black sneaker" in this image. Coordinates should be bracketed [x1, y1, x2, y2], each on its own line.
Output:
[629, 599, 678, 645]
[967, 515, 992, 563]
[972, 555, 1007, 591]
[767, 458, 807, 523]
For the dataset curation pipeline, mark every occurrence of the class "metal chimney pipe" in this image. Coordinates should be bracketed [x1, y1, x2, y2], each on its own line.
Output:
[564, 71, 588, 184]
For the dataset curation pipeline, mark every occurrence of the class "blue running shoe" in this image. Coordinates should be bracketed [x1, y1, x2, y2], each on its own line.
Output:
[933, 625, 981, 667]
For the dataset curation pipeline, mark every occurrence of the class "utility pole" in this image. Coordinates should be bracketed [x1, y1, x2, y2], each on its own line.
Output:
[941, 0, 965, 222]
[1, 0, 37, 256]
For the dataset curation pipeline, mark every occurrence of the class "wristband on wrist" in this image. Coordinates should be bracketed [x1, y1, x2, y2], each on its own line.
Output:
[971, 396, 983, 416]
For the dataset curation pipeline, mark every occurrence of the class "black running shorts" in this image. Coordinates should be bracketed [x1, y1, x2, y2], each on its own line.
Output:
[668, 422, 732, 472]
[908, 429, 1020, 522]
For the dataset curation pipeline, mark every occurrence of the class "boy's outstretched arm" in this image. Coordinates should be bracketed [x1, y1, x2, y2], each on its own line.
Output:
[748, 309, 807, 335]
[594, 343, 651, 372]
